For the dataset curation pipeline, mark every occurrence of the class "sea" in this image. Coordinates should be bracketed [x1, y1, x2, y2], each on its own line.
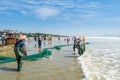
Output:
[78, 37, 120, 80]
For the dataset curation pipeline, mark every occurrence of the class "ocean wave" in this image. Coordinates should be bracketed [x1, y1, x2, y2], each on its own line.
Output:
[78, 38, 120, 80]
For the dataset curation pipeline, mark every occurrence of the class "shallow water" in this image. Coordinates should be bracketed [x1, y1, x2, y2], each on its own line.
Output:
[0, 37, 83, 80]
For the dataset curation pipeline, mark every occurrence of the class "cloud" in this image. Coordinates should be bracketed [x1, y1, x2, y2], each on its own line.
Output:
[103, 17, 120, 23]
[22, 0, 74, 6]
[35, 7, 59, 19]
[20, 11, 28, 14]
[0, 0, 29, 14]
[0, 0, 108, 21]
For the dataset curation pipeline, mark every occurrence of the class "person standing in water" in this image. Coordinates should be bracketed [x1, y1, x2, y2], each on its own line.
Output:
[14, 35, 27, 72]
[34, 36, 37, 47]
[77, 36, 86, 56]
[73, 36, 77, 52]
[73, 36, 85, 56]
[38, 36, 42, 52]
[67, 37, 70, 44]
[81, 36, 86, 53]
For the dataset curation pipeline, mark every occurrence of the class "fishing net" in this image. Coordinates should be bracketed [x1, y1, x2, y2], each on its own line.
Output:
[86, 42, 90, 44]
[0, 56, 16, 64]
[0, 48, 52, 64]
[24, 49, 52, 61]
[53, 44, 73, 50]
[52, 43, 89, 50]
[0, 43, 90, 64]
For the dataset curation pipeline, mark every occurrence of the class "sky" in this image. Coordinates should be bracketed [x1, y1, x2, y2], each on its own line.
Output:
[0, 0, 120, 36]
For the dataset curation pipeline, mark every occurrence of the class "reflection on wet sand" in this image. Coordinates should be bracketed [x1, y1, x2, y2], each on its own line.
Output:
[0, 67, 17, 72]
[16, 73, 22, 80]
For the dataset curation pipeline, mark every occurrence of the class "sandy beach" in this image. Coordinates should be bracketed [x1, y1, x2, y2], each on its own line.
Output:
[0, 38, 83, 80]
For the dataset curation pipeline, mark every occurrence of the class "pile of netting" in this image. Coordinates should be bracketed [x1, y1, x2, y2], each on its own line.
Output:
[0, 42, 90, 64]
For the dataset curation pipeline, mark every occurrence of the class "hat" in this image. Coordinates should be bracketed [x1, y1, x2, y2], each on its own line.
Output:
[18, 35, 27, 40]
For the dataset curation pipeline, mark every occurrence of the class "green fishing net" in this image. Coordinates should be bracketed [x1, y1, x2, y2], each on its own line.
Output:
[0, 43, 90, 64]
[0, 48, 52, 64]
[0, 56, 16, 64]
[24, 49, 52, 61]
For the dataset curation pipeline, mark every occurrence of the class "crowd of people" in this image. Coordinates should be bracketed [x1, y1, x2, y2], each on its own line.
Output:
[73, 36, 86, 56]
[0, 33, 86, 72]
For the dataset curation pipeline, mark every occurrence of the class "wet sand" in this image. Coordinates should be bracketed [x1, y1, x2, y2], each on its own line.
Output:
[0, 40, 83, 80]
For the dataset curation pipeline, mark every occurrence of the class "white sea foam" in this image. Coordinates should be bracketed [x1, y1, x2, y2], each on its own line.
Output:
[78, 37, 120, 80]
[87, 37, 120, 39]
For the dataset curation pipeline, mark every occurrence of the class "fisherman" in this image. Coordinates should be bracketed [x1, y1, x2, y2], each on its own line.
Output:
[76, 37, 82, 56]
[77, 36, 86, 55]
[14, 35, 27, 72]
[58, 36, 60, 41]
[73, 36, 77, 52]
[67, 37, 70, 44]
[38, 36, 42, 52]
[73, 36, 86, 56]
[81, 36, 86, 52]
[1, 35, 6, 46]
